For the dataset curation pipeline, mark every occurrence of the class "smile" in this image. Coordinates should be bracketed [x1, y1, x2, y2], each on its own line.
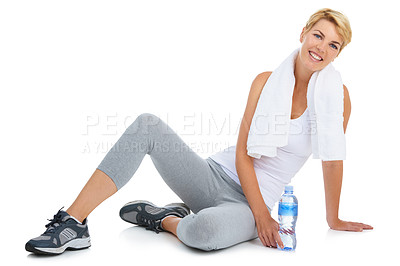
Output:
[309, 51, 323, 62]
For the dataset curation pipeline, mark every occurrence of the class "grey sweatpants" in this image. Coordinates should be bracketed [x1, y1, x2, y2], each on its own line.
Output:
[97, 113, 269, 251]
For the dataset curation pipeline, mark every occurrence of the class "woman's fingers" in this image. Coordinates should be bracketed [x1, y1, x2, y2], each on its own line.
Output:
[364, 223, 374, 230]
[258, 232, 267, 246]
[351, 224, 363, 232]
[353, 223, 374, 232]
[357, 222, 373, 230]
[264, 233, 274, 247]
[259, 231, 276, 248]
[273, 231, 284, 249]
[330, 219, 373, 232]
[346, 221, 374, 232]
[259, 232, 272, 247]
[255, 216, 287, 248]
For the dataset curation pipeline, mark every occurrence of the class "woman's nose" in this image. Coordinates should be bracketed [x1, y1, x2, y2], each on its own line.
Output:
[316, 42, 327, 54]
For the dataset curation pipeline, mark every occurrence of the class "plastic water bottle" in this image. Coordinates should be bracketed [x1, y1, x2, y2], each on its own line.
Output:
[277, 185, 298, 251]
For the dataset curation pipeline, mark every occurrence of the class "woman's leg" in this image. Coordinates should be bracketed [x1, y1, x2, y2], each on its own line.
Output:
[175, 203, 258, 251]
[161, 216, 182, 236]
[67, 169, 117, 222]
[119, 202, 257, 250]
[66, 113, 219, 222]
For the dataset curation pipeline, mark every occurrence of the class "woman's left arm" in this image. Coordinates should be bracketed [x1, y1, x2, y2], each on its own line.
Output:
[321, 85, 373, 232]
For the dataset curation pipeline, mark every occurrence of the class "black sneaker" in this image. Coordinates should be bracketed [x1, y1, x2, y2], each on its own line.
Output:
[119, 200, 191, 233]
[25, 208, 91, 255]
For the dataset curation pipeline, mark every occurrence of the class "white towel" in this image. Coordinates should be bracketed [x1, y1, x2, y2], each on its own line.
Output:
[246, 47, 346, 161]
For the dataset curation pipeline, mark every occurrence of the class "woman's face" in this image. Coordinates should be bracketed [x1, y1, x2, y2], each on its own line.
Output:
[299, 19, 343, 73]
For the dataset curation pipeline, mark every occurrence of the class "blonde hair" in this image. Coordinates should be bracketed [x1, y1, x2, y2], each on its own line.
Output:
[303, 8, 352, 55]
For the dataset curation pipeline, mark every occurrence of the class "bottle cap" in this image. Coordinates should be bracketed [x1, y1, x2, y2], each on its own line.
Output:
[285, 185, 293, 193]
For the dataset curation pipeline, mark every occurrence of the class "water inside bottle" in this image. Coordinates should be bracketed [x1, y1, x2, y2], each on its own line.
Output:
[277, 187, 298, 251]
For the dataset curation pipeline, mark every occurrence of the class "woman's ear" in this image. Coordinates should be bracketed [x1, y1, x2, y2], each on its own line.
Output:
[300, 27, 305, 43]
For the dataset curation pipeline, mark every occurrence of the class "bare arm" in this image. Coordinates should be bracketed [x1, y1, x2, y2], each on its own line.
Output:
[235, 72, 284, 249]
[235, 72, 270, 217]
[322, 160, 343, 226]
[322, 85, 373, 231]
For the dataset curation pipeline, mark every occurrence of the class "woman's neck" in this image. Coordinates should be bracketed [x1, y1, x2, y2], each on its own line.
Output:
[294, 54, 314, 90]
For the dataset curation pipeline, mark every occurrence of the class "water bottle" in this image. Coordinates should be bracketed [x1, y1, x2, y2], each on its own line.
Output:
[277, 185, 298, 251]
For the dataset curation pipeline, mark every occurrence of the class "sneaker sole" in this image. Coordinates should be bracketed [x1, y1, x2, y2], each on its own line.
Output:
[119, 200, 190, 225]
[25, 237, 91, 255]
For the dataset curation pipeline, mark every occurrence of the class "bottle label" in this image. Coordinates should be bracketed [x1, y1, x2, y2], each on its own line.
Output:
[278, 202, 298, 216]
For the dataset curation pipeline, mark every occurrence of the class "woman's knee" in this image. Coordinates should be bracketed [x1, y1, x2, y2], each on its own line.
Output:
[176, 213, 223, 251]
[124, 113, 164, 136]
[136, 113, 163, 133]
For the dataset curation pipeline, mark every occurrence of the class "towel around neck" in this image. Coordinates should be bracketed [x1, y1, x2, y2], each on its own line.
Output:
[246, 47, 346, 161]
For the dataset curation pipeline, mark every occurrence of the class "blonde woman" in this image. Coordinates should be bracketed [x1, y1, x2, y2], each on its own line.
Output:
[26, 8, 373, 255]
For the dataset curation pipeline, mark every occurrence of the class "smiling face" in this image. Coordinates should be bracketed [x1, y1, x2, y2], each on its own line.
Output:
[298, 19, 343, 73]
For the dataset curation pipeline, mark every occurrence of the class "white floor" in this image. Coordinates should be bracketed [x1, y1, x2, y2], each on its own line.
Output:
[8, 156, 387, 265]
[7, 156, 386, 265]
[18, 214, 383, 266]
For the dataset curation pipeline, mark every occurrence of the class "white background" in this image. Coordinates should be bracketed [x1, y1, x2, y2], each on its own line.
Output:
[1, 0, 398, 265]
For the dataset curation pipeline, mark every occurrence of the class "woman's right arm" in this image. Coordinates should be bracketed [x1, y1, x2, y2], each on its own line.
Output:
[235, 71, 284, 249]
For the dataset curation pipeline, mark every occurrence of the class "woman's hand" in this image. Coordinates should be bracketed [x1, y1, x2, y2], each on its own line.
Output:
[254, 208, 284, 249]
[329, 218, 373, 232]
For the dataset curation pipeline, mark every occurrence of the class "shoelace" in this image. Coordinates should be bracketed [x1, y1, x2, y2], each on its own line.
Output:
[44, 207, 65, 234]
[136, 213, 163, 234]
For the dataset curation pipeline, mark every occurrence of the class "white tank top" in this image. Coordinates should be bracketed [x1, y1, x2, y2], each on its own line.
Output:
[209, 107, 312, 210]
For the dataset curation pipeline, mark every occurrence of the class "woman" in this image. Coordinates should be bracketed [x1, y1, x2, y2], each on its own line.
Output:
[25, 8, 373, 255]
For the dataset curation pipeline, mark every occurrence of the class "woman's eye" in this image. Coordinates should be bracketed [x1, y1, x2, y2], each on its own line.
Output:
[330, 44, 338, 50]
[313, 33, 338, 50]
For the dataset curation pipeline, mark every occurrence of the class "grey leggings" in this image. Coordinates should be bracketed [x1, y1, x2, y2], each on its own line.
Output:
[97, 113, 269, 251]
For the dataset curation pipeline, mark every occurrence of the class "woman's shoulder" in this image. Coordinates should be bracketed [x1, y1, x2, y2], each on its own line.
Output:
[257, 71, 273, 79]
[252, 71, 272, 90]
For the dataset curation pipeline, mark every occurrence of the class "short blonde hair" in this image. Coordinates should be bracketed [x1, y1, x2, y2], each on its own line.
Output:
[303, 8, 352, 55]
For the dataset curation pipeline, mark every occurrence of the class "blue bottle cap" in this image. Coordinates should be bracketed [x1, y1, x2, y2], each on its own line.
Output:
[285, 185, 293, 193]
